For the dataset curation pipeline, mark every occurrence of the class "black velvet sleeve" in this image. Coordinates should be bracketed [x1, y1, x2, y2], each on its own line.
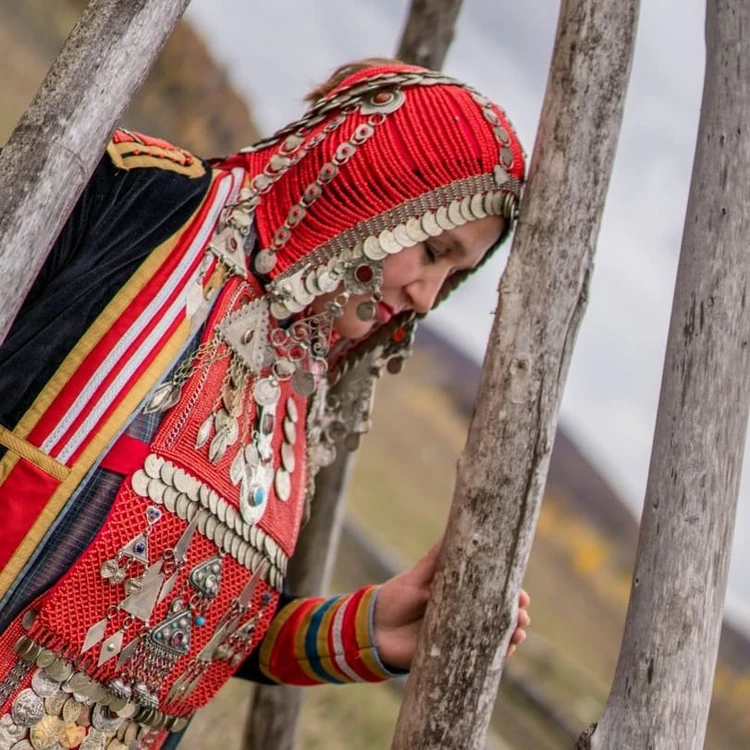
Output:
[0, 148, 212, 440]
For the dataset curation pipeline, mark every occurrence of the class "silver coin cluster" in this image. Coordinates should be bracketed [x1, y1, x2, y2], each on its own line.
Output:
[267, 177, 514, 320]
[1, 641, 193, 749]
[130, 455, 288, 591]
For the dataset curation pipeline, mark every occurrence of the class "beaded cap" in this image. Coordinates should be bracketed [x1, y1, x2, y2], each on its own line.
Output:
[217, 62, 526, 371]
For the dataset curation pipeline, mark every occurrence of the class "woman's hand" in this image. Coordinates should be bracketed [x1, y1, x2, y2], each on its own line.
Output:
[372, 540, 531, 670]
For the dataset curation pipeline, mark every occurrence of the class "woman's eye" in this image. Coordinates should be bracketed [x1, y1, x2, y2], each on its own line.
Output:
[424, 244, 438, 263]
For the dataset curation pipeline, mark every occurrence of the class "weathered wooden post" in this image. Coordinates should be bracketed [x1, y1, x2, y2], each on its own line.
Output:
[390, 1, 640, 748]
[576, 2, 750, 748]
[0, 0, 191, 344]
[242, 2, 465, 748]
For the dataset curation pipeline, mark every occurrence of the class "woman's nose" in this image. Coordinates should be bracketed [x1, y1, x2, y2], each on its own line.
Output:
[409, 274, 447, 315]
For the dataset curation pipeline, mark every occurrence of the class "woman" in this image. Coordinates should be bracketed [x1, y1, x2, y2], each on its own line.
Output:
[0, 60, 530, 748]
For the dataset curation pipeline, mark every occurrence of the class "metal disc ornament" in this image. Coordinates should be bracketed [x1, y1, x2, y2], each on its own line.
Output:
[274, 469, 291, 502]
[11, 689, 44, 728]
[291, 370, 315, 397]
[253, 377, 280, 407]
[254, 249, 276, 275]
[356, 300, 376, 321]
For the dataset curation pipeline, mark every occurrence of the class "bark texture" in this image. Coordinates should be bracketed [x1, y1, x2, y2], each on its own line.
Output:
[390, 1, 640, 748]
[242, 430, 352, 750]
[396, 0, 464, 68]
[0, 0, 190, 344]
[580, 2, 750, 747]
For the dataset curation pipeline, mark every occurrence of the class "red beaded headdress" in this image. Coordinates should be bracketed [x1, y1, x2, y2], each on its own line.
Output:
[219, 62, 526, 374]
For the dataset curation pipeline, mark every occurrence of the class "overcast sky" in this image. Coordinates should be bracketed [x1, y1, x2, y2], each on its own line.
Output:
[188, 0, 750, 631]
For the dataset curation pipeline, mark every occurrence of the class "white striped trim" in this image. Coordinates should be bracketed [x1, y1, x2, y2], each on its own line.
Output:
[43, 174, 234, 459]
[329, 597, 363, 682]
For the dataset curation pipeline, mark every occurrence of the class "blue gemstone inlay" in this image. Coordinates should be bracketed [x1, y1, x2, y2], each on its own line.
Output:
[253, 487, 266, 506]
[195, 615, 206, 627]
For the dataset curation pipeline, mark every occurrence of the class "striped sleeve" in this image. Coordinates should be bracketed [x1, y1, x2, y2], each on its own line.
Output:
[258, 586, 403, 685]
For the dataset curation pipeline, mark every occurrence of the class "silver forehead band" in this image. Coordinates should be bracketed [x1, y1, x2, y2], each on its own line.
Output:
[265, 169, 521, 320]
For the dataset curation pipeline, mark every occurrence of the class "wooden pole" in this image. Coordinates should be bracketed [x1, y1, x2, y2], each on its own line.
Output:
[577, 2, 750, 747]
[390, 1, 640, 748]
[242, 2, 465, 747]
[0, 0, 191, 345]
[396, 0, 464, 68]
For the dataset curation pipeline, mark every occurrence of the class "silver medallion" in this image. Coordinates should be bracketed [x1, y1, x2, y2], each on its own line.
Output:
[274, 469, 291, 502]
[405, 216, 429, 244]
[253, 377, 280, 407]
[459, 195, 474, 222]
[146, 479, 166, 505]
[21, 611, 37, 632]
[43, 660, 72, 684]
[377, 228, 401, 255]
[34, 650, 56, 670]
[254, 249, 277, 275]
[0, 715, 25, 747]
[44, 690, 67, 717]
[159, 461, 176, 487]
[175, 494, 190, 521]
[291, 370, 315, 398]
[11, 689, 44, 728]
[363, 236, 387, 261]
[216, 498, 228, 524]
[143, 454, 163, 480]
[91, 704, 123, 734]
[421, 211, 442, 238]
[393, 223, 413, 249]
[61, 696, 82, 724]
[9, 740, 33, 750]
[281, 443, 295, 473]
[130, 470, 150, 498]
[31, 670, 60, 698]
[435, 206, 454, 231]
[213, 523, 227, 549]
[448, 199, 467, 226]
[470, 193, 488, 219]
[163, 487, 178, 514]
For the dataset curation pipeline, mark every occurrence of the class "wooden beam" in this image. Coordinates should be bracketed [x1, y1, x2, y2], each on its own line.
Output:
[577, 1, 750, 747]
[390, 1, 640, 747]
[0, 0, 191, 344]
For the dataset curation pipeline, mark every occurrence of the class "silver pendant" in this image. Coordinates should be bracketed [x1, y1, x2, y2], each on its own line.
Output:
[356, 300, 376, 321]
[218, 298, 272, 375]
[143, 382, 182, 415]
[291, 370, 315, 397]
[30, 669, 60, 698]
[281, 443, 295, 473]
[253, 377, 281, 407]
[274, 469, 291, 502]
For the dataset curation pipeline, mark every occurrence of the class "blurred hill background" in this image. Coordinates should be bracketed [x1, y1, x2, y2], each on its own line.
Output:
[1, 2, 749, 748]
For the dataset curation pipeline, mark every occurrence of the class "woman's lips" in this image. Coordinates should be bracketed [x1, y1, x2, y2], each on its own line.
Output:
[376, 302, 396, 324]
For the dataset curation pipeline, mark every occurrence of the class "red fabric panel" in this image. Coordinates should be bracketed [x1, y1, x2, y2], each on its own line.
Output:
[0, 459, 61, 571]
[99, 434, 150, 476]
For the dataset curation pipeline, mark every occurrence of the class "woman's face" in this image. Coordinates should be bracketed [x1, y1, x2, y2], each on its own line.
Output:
[312, 215, 506, 340]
